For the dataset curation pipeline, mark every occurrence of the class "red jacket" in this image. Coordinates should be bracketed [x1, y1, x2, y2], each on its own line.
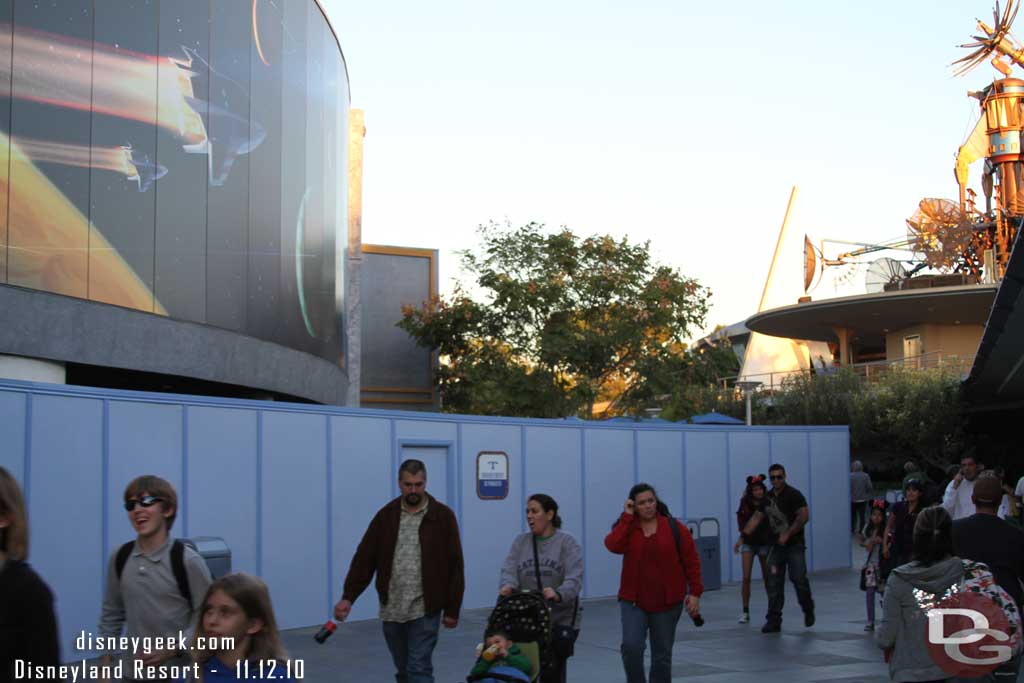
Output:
[604, 513, 703, 607]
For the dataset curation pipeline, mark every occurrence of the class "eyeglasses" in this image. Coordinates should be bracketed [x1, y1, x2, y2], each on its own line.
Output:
[769, 475, 784, 481]
[124, 495, 164, 511]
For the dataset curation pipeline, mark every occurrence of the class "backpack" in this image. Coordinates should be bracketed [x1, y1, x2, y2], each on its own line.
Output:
[956, 559, 1023, 657]
[115, 539, 193, 606]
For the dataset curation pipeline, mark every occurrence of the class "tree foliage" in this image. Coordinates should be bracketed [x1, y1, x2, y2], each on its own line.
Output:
[398, 222, 714, 417]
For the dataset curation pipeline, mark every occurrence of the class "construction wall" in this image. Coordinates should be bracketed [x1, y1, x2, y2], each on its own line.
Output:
[0, 380, 849, 660]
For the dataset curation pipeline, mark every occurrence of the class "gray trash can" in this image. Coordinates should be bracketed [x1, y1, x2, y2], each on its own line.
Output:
[685, 518, 721, 591]
[183, 536, 231, 579]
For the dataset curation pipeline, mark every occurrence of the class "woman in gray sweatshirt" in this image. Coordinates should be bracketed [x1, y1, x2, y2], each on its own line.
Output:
[499, 494, 584, 683]
[876, 505, 1005, 682]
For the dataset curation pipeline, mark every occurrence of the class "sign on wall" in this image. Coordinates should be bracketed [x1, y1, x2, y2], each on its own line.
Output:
[477, 451, 509, 500]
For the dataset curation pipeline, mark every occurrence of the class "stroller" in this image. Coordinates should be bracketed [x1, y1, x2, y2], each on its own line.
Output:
[465, 591, 552, 683]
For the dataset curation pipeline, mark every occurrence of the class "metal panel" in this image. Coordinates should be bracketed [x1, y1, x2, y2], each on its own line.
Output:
[637, 431, 684, 518]
[29, 394, 103, 659]
[330, 415, 391, 622]
[583, 429, 633, 598]
[107, 401, 183, 550]
[684, 431, 731, 583]
[0, 390, 25, 477]
[459, 423, 521, 609]
[260, 411, 328, 629]
[810, 431, 851, 571]
[523, 427, 583, 561]
[187, 406, 259, 573]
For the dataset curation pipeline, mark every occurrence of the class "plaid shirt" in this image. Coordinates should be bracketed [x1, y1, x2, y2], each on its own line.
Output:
[380, 502, 428, 622]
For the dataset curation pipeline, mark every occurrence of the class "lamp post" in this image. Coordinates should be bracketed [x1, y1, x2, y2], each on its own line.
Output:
[735, 380, 762, 426]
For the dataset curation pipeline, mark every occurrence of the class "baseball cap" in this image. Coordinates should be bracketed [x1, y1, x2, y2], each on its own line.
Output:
[973, 476, 1003, 506]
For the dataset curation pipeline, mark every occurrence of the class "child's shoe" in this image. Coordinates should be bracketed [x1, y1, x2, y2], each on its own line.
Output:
[738, 611, 750, 624]
[864, 622, 875, 631]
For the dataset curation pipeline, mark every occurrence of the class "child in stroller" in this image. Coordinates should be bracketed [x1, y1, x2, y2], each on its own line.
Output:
[465, 591, 551, 683]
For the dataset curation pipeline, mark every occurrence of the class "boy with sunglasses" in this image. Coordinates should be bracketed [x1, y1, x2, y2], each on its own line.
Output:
[97, 475, 212, 681]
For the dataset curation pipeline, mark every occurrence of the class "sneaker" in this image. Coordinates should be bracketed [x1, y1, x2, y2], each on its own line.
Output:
[761, 622, 781, 634]
[739, 612, 750, 624]
[864, 623, 875, 631]
[804, 610, 815, 628]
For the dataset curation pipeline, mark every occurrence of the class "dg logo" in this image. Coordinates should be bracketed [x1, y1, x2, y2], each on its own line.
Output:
[925, 590, 1017, 678]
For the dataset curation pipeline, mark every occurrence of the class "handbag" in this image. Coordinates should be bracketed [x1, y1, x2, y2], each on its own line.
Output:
[859, 566, 868, 591]
[532, 534, 578, 660]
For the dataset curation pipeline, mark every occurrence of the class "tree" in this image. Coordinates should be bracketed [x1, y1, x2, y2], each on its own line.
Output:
[399, 222, 712, 417]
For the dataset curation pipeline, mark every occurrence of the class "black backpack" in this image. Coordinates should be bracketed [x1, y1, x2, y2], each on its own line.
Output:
[114, 539, 193, 606]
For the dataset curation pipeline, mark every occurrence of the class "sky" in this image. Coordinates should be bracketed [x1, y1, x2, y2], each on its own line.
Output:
[320, 0, 1001, 339]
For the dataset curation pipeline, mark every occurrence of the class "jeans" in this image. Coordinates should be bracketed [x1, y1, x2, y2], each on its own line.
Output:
[765, 543, 814, 626]
[619, 600, 683, 683]
[381, 612, 442, 683]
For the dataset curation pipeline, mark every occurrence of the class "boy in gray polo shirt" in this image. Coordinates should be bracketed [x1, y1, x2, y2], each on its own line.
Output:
[98, 475, 211, 681]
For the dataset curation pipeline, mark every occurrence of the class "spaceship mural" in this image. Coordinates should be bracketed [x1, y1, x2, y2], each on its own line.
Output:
[0, 0, 349, 366]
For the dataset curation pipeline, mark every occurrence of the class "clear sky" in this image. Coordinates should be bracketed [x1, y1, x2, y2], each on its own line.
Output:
[320, 0, 999, 339]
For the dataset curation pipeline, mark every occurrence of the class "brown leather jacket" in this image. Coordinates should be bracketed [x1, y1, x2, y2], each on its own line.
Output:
[342, 494, 465, 620]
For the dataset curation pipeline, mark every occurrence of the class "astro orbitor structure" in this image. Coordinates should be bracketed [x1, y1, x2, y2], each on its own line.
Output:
[953, 0, 1024, 278]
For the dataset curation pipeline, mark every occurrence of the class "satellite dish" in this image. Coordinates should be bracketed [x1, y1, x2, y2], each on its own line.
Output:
[803, 235, 818, 293]
[865, 257, 907, 293]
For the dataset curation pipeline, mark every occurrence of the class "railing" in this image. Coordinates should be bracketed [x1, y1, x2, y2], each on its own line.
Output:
[718, 352, 976, 392]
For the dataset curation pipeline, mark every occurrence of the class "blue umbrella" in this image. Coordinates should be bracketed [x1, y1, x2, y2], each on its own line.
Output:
[689, 411, 744, 425]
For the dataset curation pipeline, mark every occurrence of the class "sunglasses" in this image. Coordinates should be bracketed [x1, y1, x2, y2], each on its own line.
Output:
[124, 495, 164, 511]
[769, 474, 784, 481]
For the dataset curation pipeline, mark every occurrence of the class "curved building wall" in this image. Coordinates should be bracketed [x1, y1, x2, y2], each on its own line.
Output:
[0, 1, 349, 372]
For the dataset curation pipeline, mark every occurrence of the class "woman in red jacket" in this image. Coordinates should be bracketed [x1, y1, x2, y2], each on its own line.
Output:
[605, 483, 702, 683]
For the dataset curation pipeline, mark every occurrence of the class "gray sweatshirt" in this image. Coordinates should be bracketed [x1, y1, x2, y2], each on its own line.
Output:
[499, 530, 584, 627]
[875, 556, 964, 682]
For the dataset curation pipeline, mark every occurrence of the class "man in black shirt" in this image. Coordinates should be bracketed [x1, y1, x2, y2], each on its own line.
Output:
[762, 463, 815, 633]
[952, 474, 1024, 609]
[952, 474, 1024, 680]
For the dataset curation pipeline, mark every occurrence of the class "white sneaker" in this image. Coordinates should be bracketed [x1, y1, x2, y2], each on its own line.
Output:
[739, 612, 750, 624]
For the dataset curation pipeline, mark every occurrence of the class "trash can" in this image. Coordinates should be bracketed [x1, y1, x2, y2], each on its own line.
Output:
[183, 536, 231, 578]
[685, 518, 721, 591]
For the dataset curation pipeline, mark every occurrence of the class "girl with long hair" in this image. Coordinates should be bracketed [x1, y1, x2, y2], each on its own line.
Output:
[732, 474, 774, 624]
[859, 499, 886, 631]
[193, 573, 295, 681]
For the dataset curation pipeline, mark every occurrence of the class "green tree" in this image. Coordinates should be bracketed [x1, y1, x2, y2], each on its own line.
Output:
[398, 222, 712, 417]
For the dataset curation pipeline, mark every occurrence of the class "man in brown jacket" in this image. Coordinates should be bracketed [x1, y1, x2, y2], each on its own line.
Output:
[333, 459, 465, 683]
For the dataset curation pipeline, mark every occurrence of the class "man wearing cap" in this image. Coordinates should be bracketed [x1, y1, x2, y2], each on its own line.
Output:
[952, 474, 1024, 611]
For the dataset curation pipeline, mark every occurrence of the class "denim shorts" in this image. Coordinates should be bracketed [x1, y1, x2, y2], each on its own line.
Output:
[739, 544, 769, 556]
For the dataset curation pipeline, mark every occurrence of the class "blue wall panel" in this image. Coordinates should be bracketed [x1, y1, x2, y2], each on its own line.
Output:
[0, 381, 851, 655]
[261, 411, 328, 629]
[810, 431, 851, 571]
[29, 395, 104, 659]
[0, 390, 25, 478]
[330, 416, 391, 622]
[637, 431, 683, 520]
[459, 424, 521, 609]
[583, 429, 633, 598]
[524, 427, 583, 549]
[684, 431, 730, 582]
[106, 401, 183, 552]
[187, 406, 259, 574]
[726, 432, 771, 581]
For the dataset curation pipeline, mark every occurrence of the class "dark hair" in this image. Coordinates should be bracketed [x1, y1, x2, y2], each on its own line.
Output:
[398, 459, 426, 477]
[629, 483, 671, 518]
[862, 500, 887, 539]
[903, 478, 925, 492]
[737, 475, 767, 515]
[911, 506, 954, 566]
[528, 494, 562, 529]
[960, 455, 977, 466]
[485, 626, 511, 641]
[768, 463, 785, 474]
